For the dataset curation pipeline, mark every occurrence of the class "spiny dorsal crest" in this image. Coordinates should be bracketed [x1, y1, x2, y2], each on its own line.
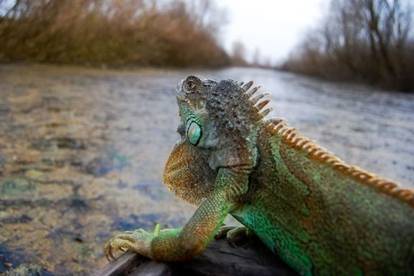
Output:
[206, 79, 272, 134]
[265, 119, 414, 208]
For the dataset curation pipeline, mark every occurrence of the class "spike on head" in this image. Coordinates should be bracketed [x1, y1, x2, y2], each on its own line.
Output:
[260, 108, 272, 118]
[242, 81, 254, 91]
[257, 99, 270, 111]
[245, 86, 261, 98]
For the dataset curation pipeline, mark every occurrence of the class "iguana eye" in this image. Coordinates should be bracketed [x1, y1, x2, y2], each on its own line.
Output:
[186, 121, 202, 146]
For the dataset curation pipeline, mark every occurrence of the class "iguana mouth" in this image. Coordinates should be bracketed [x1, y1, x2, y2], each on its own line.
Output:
[163, 141, 215, 205]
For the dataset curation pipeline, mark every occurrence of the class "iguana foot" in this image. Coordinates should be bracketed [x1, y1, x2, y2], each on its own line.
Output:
[215, 225, 252, 246]
[104, 225, 160, 261]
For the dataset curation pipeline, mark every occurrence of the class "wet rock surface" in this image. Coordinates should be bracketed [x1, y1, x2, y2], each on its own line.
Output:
[0, 64, 413, 274]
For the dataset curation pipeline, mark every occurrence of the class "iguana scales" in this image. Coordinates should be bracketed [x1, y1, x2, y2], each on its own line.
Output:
[104, 76, 414, 275]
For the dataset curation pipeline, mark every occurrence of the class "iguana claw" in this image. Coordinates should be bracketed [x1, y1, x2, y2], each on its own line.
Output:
[215, 225, 252, 246]
[104, 225, 160, 261]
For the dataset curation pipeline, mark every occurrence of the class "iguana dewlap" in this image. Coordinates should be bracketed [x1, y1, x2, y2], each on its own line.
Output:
[105, 76, 414, 275]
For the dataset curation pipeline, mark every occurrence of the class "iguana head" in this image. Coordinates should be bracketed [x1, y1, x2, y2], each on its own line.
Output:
[174, 75, 218, 149]
[163, 75, 271, 203]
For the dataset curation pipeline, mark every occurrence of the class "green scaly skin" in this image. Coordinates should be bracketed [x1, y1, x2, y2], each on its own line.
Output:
[105, 76, 414, 275]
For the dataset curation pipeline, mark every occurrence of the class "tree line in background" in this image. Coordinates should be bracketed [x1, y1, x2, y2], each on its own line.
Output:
[0, 0, 231, 67]
[2, 0, 412, 91]
[282, 0, 414, 91]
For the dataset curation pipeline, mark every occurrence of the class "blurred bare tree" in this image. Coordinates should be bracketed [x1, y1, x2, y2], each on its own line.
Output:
[230, 40, 248, 66]
[252, 48, 261, 67]
[0, 0, 230, 67]
[282, 0, 414, 91]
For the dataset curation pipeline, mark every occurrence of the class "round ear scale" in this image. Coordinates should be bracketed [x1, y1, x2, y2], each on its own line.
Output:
[186, 120, 202, 146]
[184, 75, 202, 94]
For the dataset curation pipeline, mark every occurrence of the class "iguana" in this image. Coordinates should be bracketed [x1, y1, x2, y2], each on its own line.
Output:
[104, 76, 414, 275]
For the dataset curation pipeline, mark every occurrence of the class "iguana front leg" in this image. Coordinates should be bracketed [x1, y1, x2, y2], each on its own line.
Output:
[104, 168, 248, 261]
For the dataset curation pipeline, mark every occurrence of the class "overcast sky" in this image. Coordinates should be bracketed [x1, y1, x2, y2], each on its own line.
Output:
[218, 0, 327, 65]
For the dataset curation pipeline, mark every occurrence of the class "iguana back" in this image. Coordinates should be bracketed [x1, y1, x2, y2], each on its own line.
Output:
[232, 119, 414, 274]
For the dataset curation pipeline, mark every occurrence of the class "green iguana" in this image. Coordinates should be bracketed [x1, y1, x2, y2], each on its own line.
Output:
[104, 76, 414, 275]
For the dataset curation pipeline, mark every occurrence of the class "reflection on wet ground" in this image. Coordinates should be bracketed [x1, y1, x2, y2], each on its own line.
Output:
[0, 65, 413, 274]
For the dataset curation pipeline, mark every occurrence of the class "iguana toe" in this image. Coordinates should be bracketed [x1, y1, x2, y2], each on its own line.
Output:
[215, 225, 251, 246]
[215, 225, 235, 239]
[104, 229, 153, 261]
[226, 226, 251, 246]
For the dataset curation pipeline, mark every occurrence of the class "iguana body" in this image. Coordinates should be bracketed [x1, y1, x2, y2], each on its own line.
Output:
[105, 76, 414, 274]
